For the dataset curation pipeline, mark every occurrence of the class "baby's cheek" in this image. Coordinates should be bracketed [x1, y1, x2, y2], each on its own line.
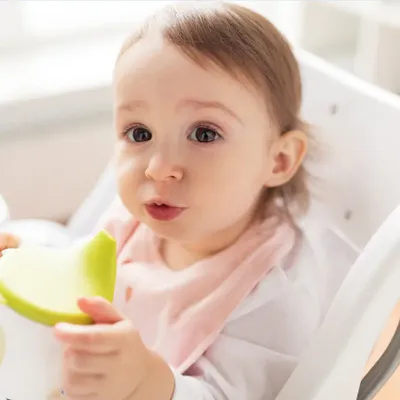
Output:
[117, 169, 139, 200]
[116, 156, 143, 186]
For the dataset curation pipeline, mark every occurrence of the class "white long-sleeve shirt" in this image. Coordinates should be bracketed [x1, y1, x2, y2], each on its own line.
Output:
[170, 220, 358, 399]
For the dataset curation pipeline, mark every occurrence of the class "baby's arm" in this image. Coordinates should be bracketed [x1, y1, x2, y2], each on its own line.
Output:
[170, 270, 321, 400]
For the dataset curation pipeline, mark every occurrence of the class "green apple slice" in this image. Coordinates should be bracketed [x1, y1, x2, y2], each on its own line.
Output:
[0, 230, 117, 326]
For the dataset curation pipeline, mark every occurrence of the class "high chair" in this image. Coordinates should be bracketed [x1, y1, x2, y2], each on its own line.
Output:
[276, 203, 400, 400]
[1, 49, 400, 399]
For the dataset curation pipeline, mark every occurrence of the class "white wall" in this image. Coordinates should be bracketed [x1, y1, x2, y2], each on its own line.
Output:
[0, 114, 114, 222]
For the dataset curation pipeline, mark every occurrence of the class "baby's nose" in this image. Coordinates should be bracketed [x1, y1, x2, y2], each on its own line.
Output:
[145, 152, 184, 182]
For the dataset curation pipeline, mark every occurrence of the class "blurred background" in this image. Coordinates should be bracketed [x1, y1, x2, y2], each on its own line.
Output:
[0, 0, 400, 223]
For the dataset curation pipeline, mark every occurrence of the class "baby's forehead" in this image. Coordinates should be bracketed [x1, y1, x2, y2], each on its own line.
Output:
[115, 37, 232, 86]
[113, 37, 264, 111]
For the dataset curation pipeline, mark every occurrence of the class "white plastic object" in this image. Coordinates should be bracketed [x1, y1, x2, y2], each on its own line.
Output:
[0, 219, 72, 248]
[277, 204, 400, 400]
[0, 306, 63, 399]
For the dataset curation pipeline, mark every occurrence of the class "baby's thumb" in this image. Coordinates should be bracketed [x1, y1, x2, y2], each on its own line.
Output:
[77, 296, 125, 324]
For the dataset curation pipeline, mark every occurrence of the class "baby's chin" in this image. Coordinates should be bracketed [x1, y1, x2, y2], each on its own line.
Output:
[144, 218, 198, 242]
[142, 213, 213, 243]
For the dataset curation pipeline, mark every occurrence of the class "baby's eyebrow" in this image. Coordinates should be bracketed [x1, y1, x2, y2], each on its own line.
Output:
[178, 99, 243, 125]
[116, 100, 146, 113]
[116, 99, 243, 125]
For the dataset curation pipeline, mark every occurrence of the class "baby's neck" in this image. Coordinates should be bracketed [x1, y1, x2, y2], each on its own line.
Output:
[160, 215, 255, 271]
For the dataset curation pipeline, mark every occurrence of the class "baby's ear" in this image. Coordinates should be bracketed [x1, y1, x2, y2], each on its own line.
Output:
[265, 130, 307, 187]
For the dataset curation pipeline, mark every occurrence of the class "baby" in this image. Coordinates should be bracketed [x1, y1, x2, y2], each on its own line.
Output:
[0, 2, 355, 399]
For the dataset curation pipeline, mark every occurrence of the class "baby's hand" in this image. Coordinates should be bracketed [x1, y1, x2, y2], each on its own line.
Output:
[55, 297, 158, 400]
[0, 233, 20, 256]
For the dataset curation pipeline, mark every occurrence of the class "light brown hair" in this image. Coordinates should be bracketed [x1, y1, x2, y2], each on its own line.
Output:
[117, 2, 311, 216]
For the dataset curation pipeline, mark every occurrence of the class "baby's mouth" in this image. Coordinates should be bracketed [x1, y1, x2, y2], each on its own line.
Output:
[145, 203, 186, 221]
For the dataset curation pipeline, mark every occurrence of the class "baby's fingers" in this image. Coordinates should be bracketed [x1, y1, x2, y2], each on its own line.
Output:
[0, 233, 20, 254]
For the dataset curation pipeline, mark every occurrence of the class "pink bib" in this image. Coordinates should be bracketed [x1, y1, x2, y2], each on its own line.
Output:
[98, 200, 297, 373]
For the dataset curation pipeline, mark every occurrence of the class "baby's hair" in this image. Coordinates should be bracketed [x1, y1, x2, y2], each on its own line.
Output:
[116, 2, 312, 217]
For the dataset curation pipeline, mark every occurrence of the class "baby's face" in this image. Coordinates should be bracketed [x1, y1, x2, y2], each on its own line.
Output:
[113, 35, 279, 245]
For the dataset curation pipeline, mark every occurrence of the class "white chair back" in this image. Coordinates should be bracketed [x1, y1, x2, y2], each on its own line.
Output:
[275, 50, 400, 400]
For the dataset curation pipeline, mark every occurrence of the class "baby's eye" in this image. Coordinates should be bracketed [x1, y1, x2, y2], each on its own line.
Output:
[188, 126, 222, 143]
[125, 126, 152, 143]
